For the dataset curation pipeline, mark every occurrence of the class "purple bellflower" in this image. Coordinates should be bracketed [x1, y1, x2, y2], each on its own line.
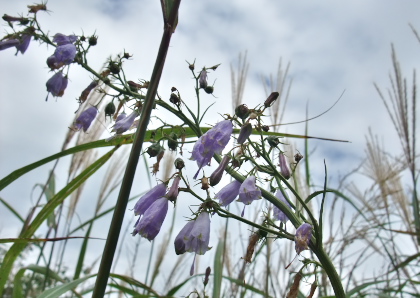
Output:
[295, 223, 312, 254]
[113, 111, 138, 134]
[174, 211, 211, 275]
[0, 39, 20, 51]
[74, 106, 98, 132]
[53, 43, 77, 65]
[15, 34, 31, 55]
[190, 120, 233, 179]
[273, 190, 291, 223]
[238, 176, 261, 217]
[279, 152, 291, 180]
[133, 183, 167, 217]
[132, 197, 169, 241]
[46, 72, 68, 100]
[237, 123, 252, 144]
[215, 180, 241, 206]
[53, 33, 77, 46]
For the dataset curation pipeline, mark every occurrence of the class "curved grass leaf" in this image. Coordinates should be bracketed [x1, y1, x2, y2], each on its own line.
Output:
[38, 274, 96, 298]
[213, 240, 224, 298]
[0, 148, 117, 296]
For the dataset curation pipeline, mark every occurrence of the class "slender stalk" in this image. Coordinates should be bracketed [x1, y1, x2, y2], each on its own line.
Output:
[91, 2, 181, 297]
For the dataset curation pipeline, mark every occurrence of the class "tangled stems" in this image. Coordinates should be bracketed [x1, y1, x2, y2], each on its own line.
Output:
[91, 1, 181, 297]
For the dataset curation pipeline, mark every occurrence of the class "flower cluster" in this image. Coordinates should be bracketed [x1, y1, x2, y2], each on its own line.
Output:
[47, 33, 78, 70]
[190, 119, 233, 179]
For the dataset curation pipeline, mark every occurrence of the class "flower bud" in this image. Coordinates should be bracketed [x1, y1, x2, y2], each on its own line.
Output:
[166, 176, 181, 202]
[264, 92, 279, 108]
[170, 92, 180, 105]
[146, 143, 164, 158]
[174, 158, 185, 170]
[267, 136, 280, 148]
[105, 102, 116, 119]
[262, 125, 269, 132]
[237, 123, 252, 144]
[108, 61, 120, 74]
[201, 177, 210, 190]
[167, 132, 178, 151]
[203, 267, 211, 286]
[88, 35, 98, 46]
[294, 152, 303, 163]
[278, 152, 291, 179]
[235, 104, 250, 120]
[209, 155, 231, 186]
[204, 86, 214, 94]
[199, 69, 208, 88]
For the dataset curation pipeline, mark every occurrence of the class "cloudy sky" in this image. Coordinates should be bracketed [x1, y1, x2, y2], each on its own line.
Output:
[1, 0, 420, 294]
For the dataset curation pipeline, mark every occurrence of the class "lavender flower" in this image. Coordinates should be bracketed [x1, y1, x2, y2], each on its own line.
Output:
[15, 34, 31, 54]
[174, 220, 195, 255]
[46, 72, 68, 99]
[237, 123, 252, 144]
[0, 39, 19, 51]
[199, 69, 208, 88]
[174, 212, 211, 255]
[273, 190, 291, 223]
[209, 155, 231, 186]
[295, 223, 312, 254]
[53, 33, 77, 46]
[166, 176, 181, 202]
[238, 176, 261, 205]
[279, 152, 291, 179]
[190, 120, 233, 179]
[53, 43, 77, 65]
[133, 183, 167, 217]
[113, 111, 138, 134]
[74, 107, 98, 132]
[133, 197, 169, 241]
[215, 180, 241, 206]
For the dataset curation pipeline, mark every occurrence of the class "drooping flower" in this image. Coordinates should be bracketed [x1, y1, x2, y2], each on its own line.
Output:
[133, 183, 167, 217]
[53, 33, 77, 46]
[15, 34, 31, 54]
[199, 69, 208, 88]
[209, 155, 231, 186]
[46, 72, 68, 99]
[190, 119, 233, 179]
[238, 176, 261, 205]
[295, 223, 312, 254]
[238, 176, 261, 217]
[237, 122, 252, 144]
[74, 106, 98, 132]
[273, 190, 291, 223]
[53, 43, 77, 65]
[215, 180, 241, 206]
[174, 220, 195, 255]
[0, 39, 19, 51]
[166, 176, 181, 202]
[279, 152, 291, 179]
[113, 111, 138, 134]
[132, 197, 169, 241]
[2, 14, 30, 26]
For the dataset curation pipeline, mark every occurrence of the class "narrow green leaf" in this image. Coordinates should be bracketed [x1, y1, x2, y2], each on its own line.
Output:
[0, 197, 24, 223]
[38, 274, 96, 298]
[212, 240, 224, 298]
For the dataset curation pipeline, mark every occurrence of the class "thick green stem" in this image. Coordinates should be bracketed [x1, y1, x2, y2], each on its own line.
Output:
[91, 2, 181, 297]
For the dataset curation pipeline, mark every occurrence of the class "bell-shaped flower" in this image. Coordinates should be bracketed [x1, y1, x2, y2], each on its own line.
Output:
[295, 223, 312, 254]
[74, 106, 98, 132]
[215, 180, 241, 206]
[113, 111, 138, 134]
[174, 220, 195, 255]
[237, 123, 252, 144]
[46, 72, 68, 99]
[166, 176, 181, 202]
[132, 197, 169, 241]
[133, 183, 167, 217]
[190, 120, 233, 179]
[53, 43, 77, 65]
[53, 33, 77, 46]
[15, 34, 31, 55]
[0, 39, 19, 51]
[238, 176, 261, 217]
[209, 155, 231, 186]
[273, 190, 291, 223]
[279, 152, 291, 179]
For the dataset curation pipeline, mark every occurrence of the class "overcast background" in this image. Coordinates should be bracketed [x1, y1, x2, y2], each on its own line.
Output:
[1, 0, 420, 295]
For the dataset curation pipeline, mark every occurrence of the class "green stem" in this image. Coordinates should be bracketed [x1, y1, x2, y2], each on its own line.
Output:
[91, 2, 181, 297]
